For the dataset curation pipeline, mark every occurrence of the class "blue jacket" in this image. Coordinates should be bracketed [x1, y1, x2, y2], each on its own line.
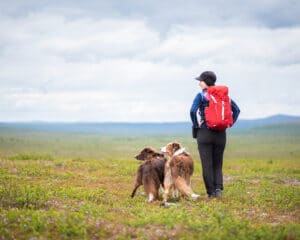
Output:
[190, 89, 240, 129]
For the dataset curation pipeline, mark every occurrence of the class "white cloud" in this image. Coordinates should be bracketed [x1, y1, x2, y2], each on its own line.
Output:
[0, 9, 300, 122]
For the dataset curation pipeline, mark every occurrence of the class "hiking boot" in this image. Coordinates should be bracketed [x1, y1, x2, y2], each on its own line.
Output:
[208, 192, 216, 198]
[215, 189, 222, 198]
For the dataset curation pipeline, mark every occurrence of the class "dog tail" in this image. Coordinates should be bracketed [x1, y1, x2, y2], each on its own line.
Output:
[131, 184, 140, 198]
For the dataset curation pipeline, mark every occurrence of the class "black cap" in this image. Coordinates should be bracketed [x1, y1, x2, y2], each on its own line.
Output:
[195, 71, 217, 86]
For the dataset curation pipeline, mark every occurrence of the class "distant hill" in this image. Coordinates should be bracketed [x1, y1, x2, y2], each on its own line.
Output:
[0, 114, 299, 135]
[233, 114, 300, 129]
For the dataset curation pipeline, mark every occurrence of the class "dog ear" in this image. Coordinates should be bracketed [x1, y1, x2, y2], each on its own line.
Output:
[172, 142, 181, 151]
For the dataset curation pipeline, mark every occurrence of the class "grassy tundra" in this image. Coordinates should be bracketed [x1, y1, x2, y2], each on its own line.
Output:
[0, 123, 299, 239]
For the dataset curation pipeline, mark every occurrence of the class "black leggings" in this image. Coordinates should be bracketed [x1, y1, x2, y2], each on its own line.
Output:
[196, 128, 226, 195]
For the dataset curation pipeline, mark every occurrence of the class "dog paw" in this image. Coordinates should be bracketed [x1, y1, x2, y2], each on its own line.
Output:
[191, 193, 200, 200]
[147, 193, 155, 202]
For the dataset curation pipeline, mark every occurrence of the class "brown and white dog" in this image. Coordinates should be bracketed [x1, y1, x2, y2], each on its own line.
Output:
[131, 147, 167, 202]
[161, 142, 200, 205]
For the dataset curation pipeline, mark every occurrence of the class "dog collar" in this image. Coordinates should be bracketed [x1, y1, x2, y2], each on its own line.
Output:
[173, 148, 186, 157]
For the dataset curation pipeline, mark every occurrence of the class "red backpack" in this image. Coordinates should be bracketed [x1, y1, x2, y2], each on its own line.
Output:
[203, 86, 233, 130]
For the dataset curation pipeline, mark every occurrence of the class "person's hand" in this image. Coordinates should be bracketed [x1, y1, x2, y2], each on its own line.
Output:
[198, 120, 204, 127]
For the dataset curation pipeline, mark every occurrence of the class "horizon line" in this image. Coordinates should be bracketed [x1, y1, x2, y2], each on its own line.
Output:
[0, 114, 299, 124]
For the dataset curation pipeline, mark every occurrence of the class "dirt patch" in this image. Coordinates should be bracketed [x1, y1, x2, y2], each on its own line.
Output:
[249, 179, 260, 184]
[274, 178, 300, 186]
[283, 179, 300, 186]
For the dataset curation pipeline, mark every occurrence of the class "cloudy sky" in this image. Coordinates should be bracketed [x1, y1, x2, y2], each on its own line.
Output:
[1, 0, 300, 122]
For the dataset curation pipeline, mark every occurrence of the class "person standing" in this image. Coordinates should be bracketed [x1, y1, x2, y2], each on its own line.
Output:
[190, 71, 240, 198]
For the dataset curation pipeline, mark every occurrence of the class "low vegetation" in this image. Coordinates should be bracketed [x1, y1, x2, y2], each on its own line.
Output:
[0, 126, 299, 239]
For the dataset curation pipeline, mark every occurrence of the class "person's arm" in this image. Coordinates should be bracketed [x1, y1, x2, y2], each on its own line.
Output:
[190, 93, 202, 128]
[231, 99, 240, 123]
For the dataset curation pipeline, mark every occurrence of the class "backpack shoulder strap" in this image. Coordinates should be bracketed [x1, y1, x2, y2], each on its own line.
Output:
[199, 91, 209, 122]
